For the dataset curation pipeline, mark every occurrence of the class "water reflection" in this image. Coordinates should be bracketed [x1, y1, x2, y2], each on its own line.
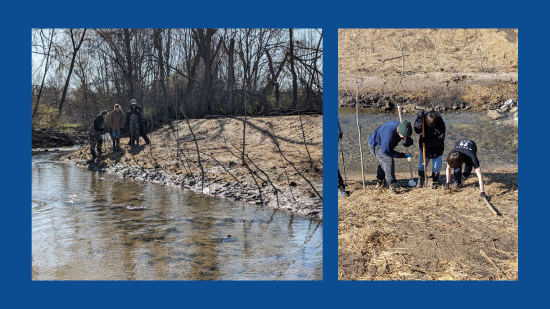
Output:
[32, 152, 322, 280]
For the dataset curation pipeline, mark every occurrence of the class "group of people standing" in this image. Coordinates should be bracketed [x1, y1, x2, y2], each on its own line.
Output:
[88, 99, 150, 162]
[338, 109, 486, 199]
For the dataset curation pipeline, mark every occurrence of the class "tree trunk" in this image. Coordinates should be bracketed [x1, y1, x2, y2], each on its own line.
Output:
[226, 37, 235, 115]
[289, 28, 298, 108]
[154, 29, 168, 122]
[192, 29, 219, 118]
[123, 29, 134, 100]
[58, 28, 87, 115]
[33, 30, 54, 118]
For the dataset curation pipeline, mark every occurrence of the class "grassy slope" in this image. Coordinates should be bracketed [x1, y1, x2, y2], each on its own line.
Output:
[339, 29, 518, 76]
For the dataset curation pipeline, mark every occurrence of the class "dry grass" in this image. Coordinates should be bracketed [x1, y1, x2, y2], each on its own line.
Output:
[339, 169, 518, 280]
[462, 83, 519, 107]
[339, 29, 518, 75]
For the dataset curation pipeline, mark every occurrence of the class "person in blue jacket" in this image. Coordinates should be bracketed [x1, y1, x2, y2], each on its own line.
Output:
[368, 121, 413, 194]
[414, 109, 446, 186]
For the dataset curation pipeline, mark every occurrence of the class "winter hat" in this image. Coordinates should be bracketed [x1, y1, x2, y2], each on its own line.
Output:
[398, 121, 412, 137]
[130, 99, 137, 105]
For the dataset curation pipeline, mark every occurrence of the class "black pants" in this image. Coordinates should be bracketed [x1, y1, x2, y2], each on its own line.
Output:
[128, 124, 150, 144]
[140, 125, 150, 144]
[338, 169, 345, 188]
[453, 162, 473, 185]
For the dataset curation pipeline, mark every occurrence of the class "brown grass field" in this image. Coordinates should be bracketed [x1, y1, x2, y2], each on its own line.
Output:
[338, 170, 518, 281]
[339, 29, 518, 76]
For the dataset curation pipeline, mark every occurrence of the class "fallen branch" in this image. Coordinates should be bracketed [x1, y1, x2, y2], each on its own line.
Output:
[480, 249, 510, 280]
[378, 54, 410, 62]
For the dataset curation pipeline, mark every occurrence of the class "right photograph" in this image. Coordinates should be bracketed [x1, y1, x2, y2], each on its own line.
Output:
[337, 29, 518, 280]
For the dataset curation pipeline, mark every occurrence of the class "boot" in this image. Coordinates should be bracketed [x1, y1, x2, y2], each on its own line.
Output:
[112, 139, 116, 150]
[432, 172, 440, 184]
[417, 170, 425, 187]
[389, 183, 396, 194]
[115, 138, 119, 150]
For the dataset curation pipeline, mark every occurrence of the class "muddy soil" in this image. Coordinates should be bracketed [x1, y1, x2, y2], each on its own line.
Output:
[338, 72, 518, 112]
[339, 72, 518, 92]
[62, 115, 323, 219]
[338, 169, 518, 280]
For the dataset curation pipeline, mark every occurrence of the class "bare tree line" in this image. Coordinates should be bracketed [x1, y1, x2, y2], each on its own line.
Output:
[32, 28, 323, 129]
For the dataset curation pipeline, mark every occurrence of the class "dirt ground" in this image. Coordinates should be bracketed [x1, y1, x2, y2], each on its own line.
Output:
[338, 169, 518, 280]
[62, 115, 323, 219]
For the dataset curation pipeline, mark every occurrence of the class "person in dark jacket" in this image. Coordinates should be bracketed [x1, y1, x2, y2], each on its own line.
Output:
[414, 109, 446, 186]
[127, 99, 150, 145]
[338, 119, 349, 197]
[88, 110, 109, 162]
[126, 102, 142, 147]
[445, 139, 487, 199]
[368, 121, 413, 194]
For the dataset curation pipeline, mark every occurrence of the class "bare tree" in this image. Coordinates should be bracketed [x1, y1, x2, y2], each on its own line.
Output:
[58, 28, 87, 115]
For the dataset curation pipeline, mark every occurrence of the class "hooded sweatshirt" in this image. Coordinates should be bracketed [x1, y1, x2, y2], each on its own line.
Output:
[414, 111, 446, 158]
[368, 121, 413, 158]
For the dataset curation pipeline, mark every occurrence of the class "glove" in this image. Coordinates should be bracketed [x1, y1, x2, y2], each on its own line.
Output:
[417, 109, 425, 119]
[445, 183, 450, 190]
[403, 137, 413, 147]
[419, 136, 426, 144]
[480, 192, 487, 199]
[339, 133, 343, 140]
[405, 153, 412, 159]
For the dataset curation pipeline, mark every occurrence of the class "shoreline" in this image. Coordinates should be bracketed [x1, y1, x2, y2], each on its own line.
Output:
[61, 150, 322, 220]
[55, 115, 323, 220]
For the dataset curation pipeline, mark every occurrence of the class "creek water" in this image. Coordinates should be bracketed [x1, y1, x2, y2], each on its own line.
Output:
[338, 108, 518, 178]
[32, 152, 322, 280]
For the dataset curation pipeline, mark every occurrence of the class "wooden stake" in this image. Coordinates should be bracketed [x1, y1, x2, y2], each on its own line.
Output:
[397, 104, 414, 183]
[433, 36, 441, 71]
[479, 43, 483, 71]
[477, 186, 501, 216]
[397, 34, 404, 76]
[356, 89, 366, 189]
[421, 116, 427, 186]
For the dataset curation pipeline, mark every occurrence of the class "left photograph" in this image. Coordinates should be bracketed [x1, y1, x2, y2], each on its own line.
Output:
[32, 28, 323, 280]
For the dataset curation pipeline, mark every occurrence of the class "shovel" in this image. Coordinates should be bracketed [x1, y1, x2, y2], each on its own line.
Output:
[397, 104, 416, 187]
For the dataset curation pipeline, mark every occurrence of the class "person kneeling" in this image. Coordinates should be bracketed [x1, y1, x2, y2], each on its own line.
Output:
[445, 139, 487, 199]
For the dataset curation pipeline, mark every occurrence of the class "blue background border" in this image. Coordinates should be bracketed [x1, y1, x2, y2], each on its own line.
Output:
[7, 0, 543, 307]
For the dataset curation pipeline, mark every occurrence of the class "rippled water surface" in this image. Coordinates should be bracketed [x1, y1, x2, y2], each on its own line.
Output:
[32, 152, 322, 280]
[338, 108, 518, 177]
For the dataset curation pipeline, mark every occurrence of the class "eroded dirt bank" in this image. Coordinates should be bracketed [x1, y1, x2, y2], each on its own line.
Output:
[62, 115, 323, 219]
